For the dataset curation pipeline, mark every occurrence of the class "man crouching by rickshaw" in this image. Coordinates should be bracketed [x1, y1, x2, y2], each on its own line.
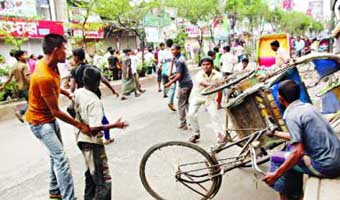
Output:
[262, 80, 340, 200]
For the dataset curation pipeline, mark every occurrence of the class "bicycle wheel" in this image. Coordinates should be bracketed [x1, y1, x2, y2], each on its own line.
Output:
[140, 141, 222, 200]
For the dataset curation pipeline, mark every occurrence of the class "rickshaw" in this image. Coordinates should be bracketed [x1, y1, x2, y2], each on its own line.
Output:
[318, 37, 333, 53]
[256, 33, 292, 70]
[139, 50, 340, 199]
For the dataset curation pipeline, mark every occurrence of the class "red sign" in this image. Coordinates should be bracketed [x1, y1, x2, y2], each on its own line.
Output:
[0, 18, 64, 38]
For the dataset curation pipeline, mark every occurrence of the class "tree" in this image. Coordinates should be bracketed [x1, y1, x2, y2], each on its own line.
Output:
[224, 0, 245, 32]
[95, 0, 160, 64]
[0, 29, 28, 50]
[241, 0, 269, 33]
[166, 0, 220, 61]
[264, 7, 284, 32]
[67, 0, 97, 48]
[279, 11, 313, 36]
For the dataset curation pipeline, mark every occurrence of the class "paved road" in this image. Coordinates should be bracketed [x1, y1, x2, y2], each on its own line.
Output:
[0, 81, 278, 200]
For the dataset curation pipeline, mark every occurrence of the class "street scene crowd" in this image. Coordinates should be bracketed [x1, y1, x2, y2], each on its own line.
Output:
[2, 0, 340, 200]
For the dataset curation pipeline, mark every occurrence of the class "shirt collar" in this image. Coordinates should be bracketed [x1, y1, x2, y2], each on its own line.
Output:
[203, 70, 216, 78]
[283, 100, 302, 119]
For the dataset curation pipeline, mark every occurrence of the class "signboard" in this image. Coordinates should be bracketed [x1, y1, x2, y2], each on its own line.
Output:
[143, 12, 171, 27]
[69, 6, 102, 23]
[0, 18, 64, 38]
[145, 27, 159, 43]
[0, 0, 37, 17]
[308, 0, 323, 20]
[185, 26, 210, 38]
[213, 16, 229, 41]
[71, 23, 104, 39]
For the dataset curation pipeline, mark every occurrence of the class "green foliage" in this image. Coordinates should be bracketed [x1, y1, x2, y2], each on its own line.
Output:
[0, 81, 19, 101]
[166, 0, 220, 25]
[96, 0, 159, 38]
[0, 29, 28, 50]
[174, 28, 188, 50]
[225, 0, 268, 31]
[136, 61, 147, 75]
[311, 21, 324, 33]
[278, 11, 323, 35]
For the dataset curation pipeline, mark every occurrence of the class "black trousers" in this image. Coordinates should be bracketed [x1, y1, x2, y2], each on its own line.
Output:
[78, 142, 112, 200]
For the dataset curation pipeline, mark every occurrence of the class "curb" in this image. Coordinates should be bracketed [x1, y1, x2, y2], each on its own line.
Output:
[0, 66, 200, 122]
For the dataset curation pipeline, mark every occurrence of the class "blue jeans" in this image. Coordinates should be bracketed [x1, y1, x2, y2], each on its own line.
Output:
[30, 121, 75, 200]
[269, 146, 340, 199]
[18, 89, 28, 116]
[168, 82, 177, 105]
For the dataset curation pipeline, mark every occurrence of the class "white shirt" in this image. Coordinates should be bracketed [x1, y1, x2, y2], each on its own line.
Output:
[233, 62, 255, 73]
[130, 55, 139, 74]
[74, 88, 104, 144]
[295, 40, 305, 51]
[192, 69, 223, 103]
[145, 52, 154, 65]
[158, 49, 173, 74]
[220, 52, 237, 73]
[234, 45, 244, 57]
[276, 47, 290, 67]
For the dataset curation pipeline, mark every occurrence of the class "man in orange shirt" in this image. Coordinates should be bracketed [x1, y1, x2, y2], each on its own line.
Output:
[25, 34, 90, 200]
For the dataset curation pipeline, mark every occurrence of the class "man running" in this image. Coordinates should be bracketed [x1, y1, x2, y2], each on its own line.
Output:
[0, 50, 30, 122]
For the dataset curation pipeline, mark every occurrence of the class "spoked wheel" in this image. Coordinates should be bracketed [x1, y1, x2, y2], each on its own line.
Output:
[140, 141, 222, 200]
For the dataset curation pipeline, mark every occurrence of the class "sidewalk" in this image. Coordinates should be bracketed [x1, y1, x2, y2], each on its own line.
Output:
[0, 66, 200, 121]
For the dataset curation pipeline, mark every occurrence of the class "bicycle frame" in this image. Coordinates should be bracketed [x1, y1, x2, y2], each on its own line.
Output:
[175, 129, 268, 185]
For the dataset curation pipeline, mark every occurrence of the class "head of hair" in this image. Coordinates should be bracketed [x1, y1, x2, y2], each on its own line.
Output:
[14, 50, 25, 61]
[160, 42, 165, 47]
[173, 44, 181, 50]
[42, 34, 67, 55]
[123, 48, 132, 54]
[200, 56, 214, 65]
[29, 54, 35, 59]
[278, 80, 300, 103]
[242, 58, 249, 63]
[9, 50, 15, 57]
[207, 50, 216, 57]
[270, 40, 280, 48]
[148, 47, 153, 52]
[213, 47, 219, 53]
[72, 48, 85, 61]
[107, 47, 113, 52]
[109, 49, 114, 55]
[37, 55, 44, 60]
[165, 39, 173, 48]
[223, 45, 231, 52]
[83, 66, 101, 88]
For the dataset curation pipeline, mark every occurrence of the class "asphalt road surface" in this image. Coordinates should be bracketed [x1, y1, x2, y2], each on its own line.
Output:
[0, 80, 278, 200]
